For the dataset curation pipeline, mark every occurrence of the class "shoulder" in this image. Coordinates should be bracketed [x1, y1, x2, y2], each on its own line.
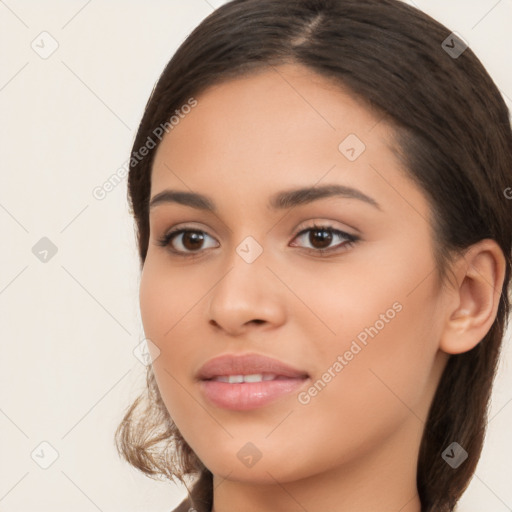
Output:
[169, 471, 213, 512]
[169, 495, 195, 512]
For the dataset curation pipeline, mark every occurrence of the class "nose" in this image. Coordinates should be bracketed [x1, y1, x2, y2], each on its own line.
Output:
[207, 248, 286, 337]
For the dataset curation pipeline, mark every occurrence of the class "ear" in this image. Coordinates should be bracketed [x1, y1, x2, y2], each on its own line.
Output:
[439, 239, 507, 355]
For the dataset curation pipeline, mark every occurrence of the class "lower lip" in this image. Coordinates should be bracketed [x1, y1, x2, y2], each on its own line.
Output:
[199, 378, 309, 410]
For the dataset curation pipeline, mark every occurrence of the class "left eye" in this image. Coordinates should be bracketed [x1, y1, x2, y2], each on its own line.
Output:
[157, 224, 359, 256]
[290, 225, 359, 253]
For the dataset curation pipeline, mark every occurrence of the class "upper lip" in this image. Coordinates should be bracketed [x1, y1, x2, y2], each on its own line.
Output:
[197, 353, 309, 380]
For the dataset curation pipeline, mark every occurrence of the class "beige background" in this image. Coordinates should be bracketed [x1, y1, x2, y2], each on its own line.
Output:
[0, 1, 511, 511]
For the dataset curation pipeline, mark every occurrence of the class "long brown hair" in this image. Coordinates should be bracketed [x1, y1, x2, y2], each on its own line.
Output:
[115, 1, 512, 510]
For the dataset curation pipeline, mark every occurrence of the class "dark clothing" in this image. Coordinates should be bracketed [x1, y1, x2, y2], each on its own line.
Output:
[171, 471, 213, 512]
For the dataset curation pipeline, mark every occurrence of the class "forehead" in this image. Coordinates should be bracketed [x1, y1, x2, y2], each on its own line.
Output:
[150, 63, 430, 224]
[153, 63, 385, 167]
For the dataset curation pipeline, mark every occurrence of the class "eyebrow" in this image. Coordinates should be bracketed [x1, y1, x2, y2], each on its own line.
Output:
[149, 184, 382, 212]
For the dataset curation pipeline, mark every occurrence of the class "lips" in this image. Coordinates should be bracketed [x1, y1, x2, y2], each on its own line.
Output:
[196, 353, 310, 410]
[196, 353, 309, 381]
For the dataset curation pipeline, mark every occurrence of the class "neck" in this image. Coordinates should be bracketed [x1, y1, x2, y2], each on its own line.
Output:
[210, 417, 423, 512]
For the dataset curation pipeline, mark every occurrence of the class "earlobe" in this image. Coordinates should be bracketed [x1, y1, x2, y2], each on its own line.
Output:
[439, 239, 506, 355]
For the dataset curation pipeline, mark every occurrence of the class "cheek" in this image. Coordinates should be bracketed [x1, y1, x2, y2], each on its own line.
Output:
[139, 260, 164, 339]
[301, 243, 442, 424]
[139, 262, 204, 435]
[139, 261, 200, 387]
[322, 289, 439, 427]
[291, 297, 439, 476]
[139, 258, 198, 342]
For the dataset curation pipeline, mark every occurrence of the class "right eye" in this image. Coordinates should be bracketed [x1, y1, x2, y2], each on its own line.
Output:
[157, 228, 219, 256]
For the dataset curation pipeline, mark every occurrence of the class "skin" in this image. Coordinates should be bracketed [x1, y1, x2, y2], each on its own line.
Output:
[139, 63, 506, 512]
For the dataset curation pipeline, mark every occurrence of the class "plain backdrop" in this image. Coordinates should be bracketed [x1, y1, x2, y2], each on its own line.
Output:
[0, 1, 511, 511]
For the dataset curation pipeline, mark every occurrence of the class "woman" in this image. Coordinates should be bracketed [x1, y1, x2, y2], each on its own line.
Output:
[115, 1, 512, 511]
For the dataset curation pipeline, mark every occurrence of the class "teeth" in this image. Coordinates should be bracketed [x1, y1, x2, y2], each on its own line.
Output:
[212, 373, 278, 383]
[241, 374, 260, 383]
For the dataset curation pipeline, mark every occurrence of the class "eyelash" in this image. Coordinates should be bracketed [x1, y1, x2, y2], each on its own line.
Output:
[156, 223, 360, 258]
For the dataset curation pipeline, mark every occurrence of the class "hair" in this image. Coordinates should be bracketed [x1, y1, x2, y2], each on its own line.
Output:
[115, 1, 512, 510]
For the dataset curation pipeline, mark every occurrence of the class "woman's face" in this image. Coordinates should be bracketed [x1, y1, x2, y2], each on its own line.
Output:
[139, 63, 451, 484]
